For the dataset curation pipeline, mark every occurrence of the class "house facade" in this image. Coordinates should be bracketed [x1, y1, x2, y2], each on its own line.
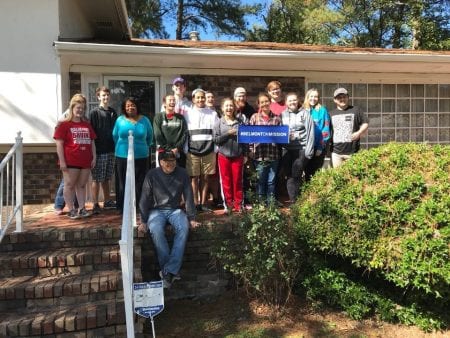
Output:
[1, 0, 449, 203]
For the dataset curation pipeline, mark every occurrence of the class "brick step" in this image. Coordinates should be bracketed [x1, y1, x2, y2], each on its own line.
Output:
[0, 227, 129, 252]
[0, 299, 131, 337]
[147, 271, 229, 301]
[0, 269, 145, 311]
[0, 245, 132, 278]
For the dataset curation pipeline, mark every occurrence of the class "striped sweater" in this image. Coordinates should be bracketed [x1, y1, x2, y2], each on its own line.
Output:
[185, 106, 218, 156]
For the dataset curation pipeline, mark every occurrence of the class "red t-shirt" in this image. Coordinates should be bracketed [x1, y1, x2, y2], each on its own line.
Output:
[54, 120, 97, 168]
[270, 101, 286, 116]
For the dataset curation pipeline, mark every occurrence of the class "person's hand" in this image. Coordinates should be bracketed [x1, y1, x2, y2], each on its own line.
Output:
[59, 162, 67, 171]
[137, 222, 147, 233]
[171, 148, 179, 156]
[228, 128, 237, 136]
[351, 131, 361, 141]
[190, 220, 201, 229]
[243, 156, 248, 164]
[315, 149, 322, 157]
[91, 158, 96, 169]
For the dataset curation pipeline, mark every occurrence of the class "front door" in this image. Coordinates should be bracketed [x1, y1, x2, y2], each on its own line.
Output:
[104, 76, 159, 121]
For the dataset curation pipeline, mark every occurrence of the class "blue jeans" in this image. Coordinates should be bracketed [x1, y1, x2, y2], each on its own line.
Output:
[254, 160, 279, 203]
[54, 179, 65, 210]
[147, 209, 189, 276]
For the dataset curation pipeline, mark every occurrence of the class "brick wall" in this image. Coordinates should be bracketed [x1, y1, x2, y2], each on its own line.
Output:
[183, 75, 305, 108]
[23, 153, 61, 204]
[0, 152, 61, 205]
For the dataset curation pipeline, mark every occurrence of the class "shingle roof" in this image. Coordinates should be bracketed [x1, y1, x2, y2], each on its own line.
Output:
[127, 38, 450, 56]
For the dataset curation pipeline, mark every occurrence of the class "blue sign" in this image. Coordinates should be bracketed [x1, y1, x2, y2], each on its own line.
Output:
[134, 281, 164, 318]
[238, 125, 289, 144]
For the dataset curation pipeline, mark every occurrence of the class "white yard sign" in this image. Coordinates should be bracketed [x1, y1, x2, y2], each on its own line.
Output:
[134, 281, 165, 338]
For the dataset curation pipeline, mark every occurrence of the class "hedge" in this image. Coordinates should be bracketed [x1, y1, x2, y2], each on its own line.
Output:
[293, 143, 450, 298]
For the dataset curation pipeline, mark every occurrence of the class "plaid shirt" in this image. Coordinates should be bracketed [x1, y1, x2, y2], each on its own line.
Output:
[249, 112, 281, 161]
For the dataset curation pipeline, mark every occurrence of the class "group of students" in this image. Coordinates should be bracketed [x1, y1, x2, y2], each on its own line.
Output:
[53, 78, 368, 219]
[53, 79, 368, 287]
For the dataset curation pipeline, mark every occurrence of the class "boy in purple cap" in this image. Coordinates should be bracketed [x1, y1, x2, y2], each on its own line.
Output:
[330, 87, 369, 167]
[171, 77, 191, 115]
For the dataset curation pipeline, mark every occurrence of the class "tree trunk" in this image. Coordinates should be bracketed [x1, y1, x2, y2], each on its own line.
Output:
[392, 4, 405, 49]
[176, 0, 184, 40]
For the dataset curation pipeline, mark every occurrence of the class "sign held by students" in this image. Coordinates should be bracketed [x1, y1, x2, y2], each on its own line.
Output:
[238, 125, 289, 144]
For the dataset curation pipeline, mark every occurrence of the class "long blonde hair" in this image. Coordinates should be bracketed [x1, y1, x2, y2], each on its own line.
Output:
[303, 88, 322, 110]
[63, 93, 87, 122]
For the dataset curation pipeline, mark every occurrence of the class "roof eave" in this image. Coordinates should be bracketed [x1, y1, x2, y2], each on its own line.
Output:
[54, 41, 450, 63]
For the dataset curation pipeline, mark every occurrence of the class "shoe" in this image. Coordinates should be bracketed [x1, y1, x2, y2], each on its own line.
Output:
[92, 203, 101, 215]
[103, 200, 116, 209]
[67, 209, 79, 220]
[78, 208, 91, 218]
[159, 271, 172, 289]
[212, 198, 224, 209]
[171, 273, 181, 283]
[54, 209, 64, 216]
[199, 204, 213, 213]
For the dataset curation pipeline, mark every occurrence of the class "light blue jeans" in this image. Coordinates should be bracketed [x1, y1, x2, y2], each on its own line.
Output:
[54, 179, 65, 210]
[147, 209, 189, 276]
[254, 160, 279, 203]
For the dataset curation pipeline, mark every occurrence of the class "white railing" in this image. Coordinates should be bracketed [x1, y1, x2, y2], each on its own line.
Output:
[119, 131, 137, 337]
[0, 132, 23, 242]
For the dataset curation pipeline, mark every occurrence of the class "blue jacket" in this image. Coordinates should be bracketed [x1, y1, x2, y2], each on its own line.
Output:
[309, 105, 331, 151]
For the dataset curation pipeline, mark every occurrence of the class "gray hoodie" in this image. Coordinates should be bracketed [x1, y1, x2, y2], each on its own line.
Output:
[213, 116, 248, 158]
[281, 107, 315, 159]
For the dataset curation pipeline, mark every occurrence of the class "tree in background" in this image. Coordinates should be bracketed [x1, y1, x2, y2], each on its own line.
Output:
[172, 0, 261, 40]
[126, 0, 169, 38]
[246, 0, 450, 50]
[332, 0, 450, 49]
[126, 0, 260, 40]
[409, 0, 450, 50]
[246, 0, 341, 45]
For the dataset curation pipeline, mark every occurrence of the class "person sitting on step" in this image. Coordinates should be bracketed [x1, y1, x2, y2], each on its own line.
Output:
[139, 149, 199, 288]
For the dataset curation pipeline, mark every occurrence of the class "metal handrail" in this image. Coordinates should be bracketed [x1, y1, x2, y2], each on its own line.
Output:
[119, 131, 136, 337]
[0, 132, 23, 242]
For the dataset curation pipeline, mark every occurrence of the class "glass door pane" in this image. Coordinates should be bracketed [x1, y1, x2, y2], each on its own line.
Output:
[104, 76, 159, 122]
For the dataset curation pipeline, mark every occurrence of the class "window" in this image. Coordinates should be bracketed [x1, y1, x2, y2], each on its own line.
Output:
[308, 83, 450, 148]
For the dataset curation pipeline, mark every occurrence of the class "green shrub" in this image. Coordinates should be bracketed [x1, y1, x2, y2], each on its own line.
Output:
[293, 143, 450, 298]
[302, 266, 446, 331]
[213, 202, 303, 311]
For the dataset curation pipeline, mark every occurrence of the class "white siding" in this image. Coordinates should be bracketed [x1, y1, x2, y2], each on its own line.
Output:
[0, 0, 60, 144]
